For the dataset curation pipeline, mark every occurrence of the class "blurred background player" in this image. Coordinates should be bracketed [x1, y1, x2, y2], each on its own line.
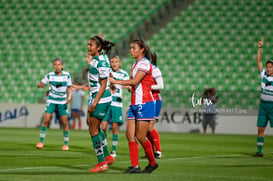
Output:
[36, 58, 72, 151]
[70, 82, 84, 130]
[101, 56, 129, 158]
[202, 88, 219, 134]
[86, 35, 115, 172]
[110, 38, 158, 174]
[147, 52, 164, 159]
[254, 38, 273, 157]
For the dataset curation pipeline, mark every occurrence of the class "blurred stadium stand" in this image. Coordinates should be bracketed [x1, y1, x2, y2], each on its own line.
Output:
[0, 0, 272, 110]
[0, 0, 175, 103]
[148, 0, 272, 109]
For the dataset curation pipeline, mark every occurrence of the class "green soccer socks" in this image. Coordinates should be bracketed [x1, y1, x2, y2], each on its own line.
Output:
[91, 134, 105, 163]
[99, 129, 110, 157]
[112, 134, 119, 153]
[257, 136, 264, 154]
[63, 130, 69, 146]
[39, 126, 47, 143]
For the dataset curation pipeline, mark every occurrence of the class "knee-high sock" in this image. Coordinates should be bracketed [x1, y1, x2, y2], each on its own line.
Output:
[91, 134, 104, 163]
[148, 129, 161, 152]
[141, 140, 156, 166]
[99, 129, 110, 157]
[129, 141, 139, 167]
[112, 134, 119, 152]
[39, 126, 47, 143]
[63, 130, 69, 146]
[257, 136, 264, 154]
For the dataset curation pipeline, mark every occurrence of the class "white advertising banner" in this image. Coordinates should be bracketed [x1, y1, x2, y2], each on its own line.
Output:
[0, 103, 90, 129]
[154, 108, 273, 135]
[0, 104, 43, 128]
[0, 103, 272, 135]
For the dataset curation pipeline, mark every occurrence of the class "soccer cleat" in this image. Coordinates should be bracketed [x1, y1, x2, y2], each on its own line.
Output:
[36, 142, 44, 149]
[142, 163, 159, 173]
[105, 155, 115, 165]
[253, 152, 263, 157]
[62, 145, 69, 151]
[154, 151, 162, 159]
[88, 162, 108, 172]
[124, 166, 141, 173]
[111, 151, 117, 158]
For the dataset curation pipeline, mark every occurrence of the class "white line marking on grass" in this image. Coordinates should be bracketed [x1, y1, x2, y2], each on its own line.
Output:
[158, 154, 244, 161]
[0, 166, 61, 172]
[0, 154, 245, 173]
[112, 154, 244, 164]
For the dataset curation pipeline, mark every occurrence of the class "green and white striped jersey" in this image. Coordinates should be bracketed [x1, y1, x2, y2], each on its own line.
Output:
[260, 69, 273, 102]
[111, 69, 129, 107]
[88, 53, 112, 104]
[41, 71, 72, 104]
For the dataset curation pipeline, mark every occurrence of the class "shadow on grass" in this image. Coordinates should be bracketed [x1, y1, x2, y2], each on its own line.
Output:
[22, 143, 92, 154]
[0, 165, 128, 175]
[236, 151, 273, 160]
[58, 163, 127, 172]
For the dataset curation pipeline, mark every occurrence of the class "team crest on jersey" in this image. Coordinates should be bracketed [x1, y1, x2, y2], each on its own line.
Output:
[101, 62, 106, 67]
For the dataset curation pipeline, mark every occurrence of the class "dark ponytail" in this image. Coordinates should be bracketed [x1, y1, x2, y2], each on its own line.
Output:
[91, 35, 114, 55]
[151, 52, 157, 66]
[132, 38, 152, 61]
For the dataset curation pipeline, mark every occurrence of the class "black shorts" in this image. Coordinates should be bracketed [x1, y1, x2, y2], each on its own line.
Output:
[202, 113, 216, 129]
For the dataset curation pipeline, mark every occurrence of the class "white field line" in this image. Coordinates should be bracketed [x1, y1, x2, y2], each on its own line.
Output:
[0, 154, 244, 173]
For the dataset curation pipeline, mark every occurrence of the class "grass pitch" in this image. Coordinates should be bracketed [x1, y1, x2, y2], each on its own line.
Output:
[0, 128, 273, 181]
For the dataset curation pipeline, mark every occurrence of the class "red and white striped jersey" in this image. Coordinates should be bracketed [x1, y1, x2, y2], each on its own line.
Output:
[151, 65, 162, 101]
[130, 57, 154, 105]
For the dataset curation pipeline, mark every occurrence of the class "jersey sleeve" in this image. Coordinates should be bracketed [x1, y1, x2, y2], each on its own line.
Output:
[67, 73, 72, 87]
[152, 66, 162, 79]
[41, 73, 49, 84]
[152, 76, 164, 90]
[98, 60, 110, 79]
[137, 60, 151, 73]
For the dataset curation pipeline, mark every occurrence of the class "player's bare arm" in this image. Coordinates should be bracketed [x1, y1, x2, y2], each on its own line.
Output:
[110, 71, 146, 86]
[257, 38, 264, 72]
[66, 86, 72, 104]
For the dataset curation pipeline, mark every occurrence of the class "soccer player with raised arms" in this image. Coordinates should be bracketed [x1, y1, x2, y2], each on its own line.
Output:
[254, 38, 273, 157]
[36, 58, 72, 151]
